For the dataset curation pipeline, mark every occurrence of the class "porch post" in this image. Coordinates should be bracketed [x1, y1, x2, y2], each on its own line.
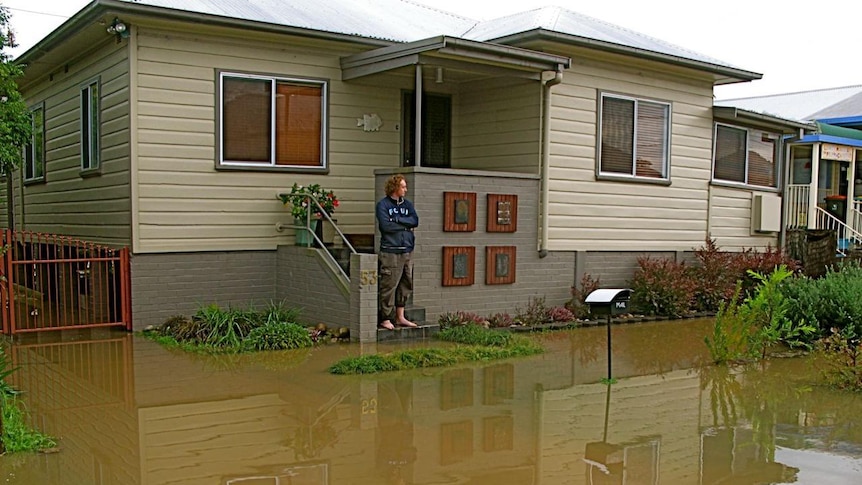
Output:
[414, 64, 423, 167]
[807, 143, 820, 229]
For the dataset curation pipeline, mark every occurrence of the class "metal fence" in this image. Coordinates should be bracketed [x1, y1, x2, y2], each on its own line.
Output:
[0, 230, 131, 334]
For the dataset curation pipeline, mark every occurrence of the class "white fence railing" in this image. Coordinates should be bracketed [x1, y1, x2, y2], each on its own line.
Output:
[785, 184, 810, 228]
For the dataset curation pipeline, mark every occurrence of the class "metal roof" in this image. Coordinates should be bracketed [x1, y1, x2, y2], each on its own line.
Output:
[716, 85, 862, 122]
[465, 7, 738, 70]
[113, 0, 477, 42]
[20, 0, 759, 84]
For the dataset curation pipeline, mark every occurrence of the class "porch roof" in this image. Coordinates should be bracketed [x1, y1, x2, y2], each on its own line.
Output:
[340, 36, 571, 81]
[795, 121, 862, 148]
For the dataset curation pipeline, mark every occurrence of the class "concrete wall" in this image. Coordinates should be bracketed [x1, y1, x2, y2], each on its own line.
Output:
[275, 245, 350, 328]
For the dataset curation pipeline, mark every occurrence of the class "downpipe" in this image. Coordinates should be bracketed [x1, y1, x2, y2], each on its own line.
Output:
[539, 69, 563, 258]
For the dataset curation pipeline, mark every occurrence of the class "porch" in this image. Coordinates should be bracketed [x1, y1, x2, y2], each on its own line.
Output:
[784, 136, 862, 256]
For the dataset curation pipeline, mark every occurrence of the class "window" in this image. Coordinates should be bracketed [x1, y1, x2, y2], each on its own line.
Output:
[24, 105, 45, 181]
[402, 92, 451, 168]
[219, 72, 327, 169]
[713, 124, 778, 188]
[81, 79, 100, 171]
[599, 93, 670, 180]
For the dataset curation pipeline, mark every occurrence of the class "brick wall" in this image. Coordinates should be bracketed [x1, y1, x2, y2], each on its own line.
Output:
[275, 245, 350, 328]
[131, 251, 277, 329]
[376, 168, 575, 322]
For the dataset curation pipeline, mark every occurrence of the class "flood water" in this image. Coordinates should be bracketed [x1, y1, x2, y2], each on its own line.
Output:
[1, 318, 861, 484]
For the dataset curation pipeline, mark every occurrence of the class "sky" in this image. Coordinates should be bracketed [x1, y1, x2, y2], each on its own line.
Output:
[4, 0, 860, 100]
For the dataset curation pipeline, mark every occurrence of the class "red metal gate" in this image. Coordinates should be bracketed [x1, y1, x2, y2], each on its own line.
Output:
[0, 230, 131, 334]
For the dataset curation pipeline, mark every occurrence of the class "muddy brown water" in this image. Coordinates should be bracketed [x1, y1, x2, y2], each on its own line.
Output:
[1, 318, 860, 484]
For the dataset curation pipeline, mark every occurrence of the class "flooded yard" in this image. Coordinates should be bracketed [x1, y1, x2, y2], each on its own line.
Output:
[1, 318, 861, 484]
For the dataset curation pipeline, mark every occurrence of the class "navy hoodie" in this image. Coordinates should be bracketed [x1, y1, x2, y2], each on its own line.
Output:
[376, 196, 419, 253]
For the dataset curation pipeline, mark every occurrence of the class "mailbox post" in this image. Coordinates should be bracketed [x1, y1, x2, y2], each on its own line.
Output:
[585, 288, 632, 379]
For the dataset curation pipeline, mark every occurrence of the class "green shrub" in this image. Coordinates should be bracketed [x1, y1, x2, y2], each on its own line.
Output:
[514, 296, 550, 326]
[243, 321, 313, 351]
[817, 327, 862, 391]
[630, 256, 695, 317]
[566, 273, 601, 319]
[437, 311, 486, 329]
[705, 284, 756, 363]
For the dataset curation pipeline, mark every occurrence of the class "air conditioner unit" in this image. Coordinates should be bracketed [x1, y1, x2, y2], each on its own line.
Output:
[751, 193, 781, 233]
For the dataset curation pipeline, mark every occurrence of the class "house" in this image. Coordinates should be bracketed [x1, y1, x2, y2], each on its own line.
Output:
[5, 0, 808, 336]
[717, 86, 862, 259]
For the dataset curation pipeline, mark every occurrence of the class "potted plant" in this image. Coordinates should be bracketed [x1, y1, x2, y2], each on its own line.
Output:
[278, 183, 339, 245]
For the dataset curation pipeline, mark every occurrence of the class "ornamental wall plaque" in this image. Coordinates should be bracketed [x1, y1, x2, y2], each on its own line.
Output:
[444, 192, 477, 232]
[485, 246, 516, 285]
[442, 246, 475, 286]
[486, 194, 518, 232]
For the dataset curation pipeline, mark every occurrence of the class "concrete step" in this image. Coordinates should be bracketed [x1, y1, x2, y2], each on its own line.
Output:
[377, 322, 440, 342]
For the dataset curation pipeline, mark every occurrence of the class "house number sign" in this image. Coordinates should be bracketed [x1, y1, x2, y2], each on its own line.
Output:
[360, 270, 377, 286]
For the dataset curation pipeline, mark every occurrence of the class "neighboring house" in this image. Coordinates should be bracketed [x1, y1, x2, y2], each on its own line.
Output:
[717, 86, 862, 257]
[6, 0, 808, 332]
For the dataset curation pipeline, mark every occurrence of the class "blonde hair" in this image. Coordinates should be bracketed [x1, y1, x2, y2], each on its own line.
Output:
[385, 174, 406, 196]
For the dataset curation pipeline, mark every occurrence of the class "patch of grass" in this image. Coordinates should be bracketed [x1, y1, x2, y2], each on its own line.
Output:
[243, 321, 313, 351]
[329, 326, 543, 375]
[147, 300, 315, 353]
[0, 350, 56, 454]
[1, 394, 57, 453]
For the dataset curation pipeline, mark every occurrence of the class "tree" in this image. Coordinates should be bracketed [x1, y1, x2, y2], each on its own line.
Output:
[0, 4, 32, 176]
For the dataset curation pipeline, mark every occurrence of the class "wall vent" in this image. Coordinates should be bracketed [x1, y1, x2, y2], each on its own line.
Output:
[752, 193, 781, 233]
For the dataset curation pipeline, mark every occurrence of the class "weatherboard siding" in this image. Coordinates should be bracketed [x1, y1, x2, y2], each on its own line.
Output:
[709, 186, 779, 249]
[545, 51, 738, 252]
[133, 26, 402, 253]
[453, 77, 542, 173]
[16, 41, 131, 246]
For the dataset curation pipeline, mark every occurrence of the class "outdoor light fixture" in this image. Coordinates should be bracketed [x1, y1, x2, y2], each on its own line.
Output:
[106, 18, 129, 40]
[435, 67, 444, 84]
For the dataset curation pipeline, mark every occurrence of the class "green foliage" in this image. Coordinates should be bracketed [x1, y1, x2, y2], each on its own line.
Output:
[438, 324, 517, 347]
[329, 325, 543, 375]
[783, 261, 862, 339]
[705, 284, 756, 364]
[148, 300, 314, 353]
[566, 273, 601, 319]
[630, 256, 695, 317]
[328, 341, 543, 375]
[1, 394, 57, 453]
[0, 6, 32, 176]
[816, 327, 862, 391]
[0, 349, 56, 454]
[243, 321, 313, 351]
[437, 311, 486, 330]
[513, 296, 551, 326]
[277, 182, 339, 221]
[706, 266, 815, 364]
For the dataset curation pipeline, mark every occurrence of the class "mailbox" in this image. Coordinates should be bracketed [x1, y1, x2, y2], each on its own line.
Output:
[585, 288, 632, 317]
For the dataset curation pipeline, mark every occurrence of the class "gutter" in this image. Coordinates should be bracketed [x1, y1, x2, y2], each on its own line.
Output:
[539, 69, 564, 257]
[490, 29, 762, 85]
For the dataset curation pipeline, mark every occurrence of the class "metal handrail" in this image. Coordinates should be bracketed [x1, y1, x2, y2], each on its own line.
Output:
[276, 193, 358, 282]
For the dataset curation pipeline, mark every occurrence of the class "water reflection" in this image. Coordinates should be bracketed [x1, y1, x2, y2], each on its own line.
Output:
[1, 320, 861, 484]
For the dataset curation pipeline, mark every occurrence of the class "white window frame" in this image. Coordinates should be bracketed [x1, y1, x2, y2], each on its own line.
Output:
[712, 123, 780, 190]
[24, 104, 45, 182]
[80, 78, 100, 172]
[217, 71, 328, 171]
[597, 92, 671, 182]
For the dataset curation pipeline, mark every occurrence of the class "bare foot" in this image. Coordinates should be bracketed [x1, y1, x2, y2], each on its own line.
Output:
[395, 319, 417, 328]
[378, 320, 395, 330]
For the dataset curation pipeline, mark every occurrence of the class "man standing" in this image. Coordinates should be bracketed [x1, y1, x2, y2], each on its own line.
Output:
[376, 174, 419, 330]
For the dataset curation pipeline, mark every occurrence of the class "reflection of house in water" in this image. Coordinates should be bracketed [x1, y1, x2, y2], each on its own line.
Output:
[6, 328, 859, 484]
